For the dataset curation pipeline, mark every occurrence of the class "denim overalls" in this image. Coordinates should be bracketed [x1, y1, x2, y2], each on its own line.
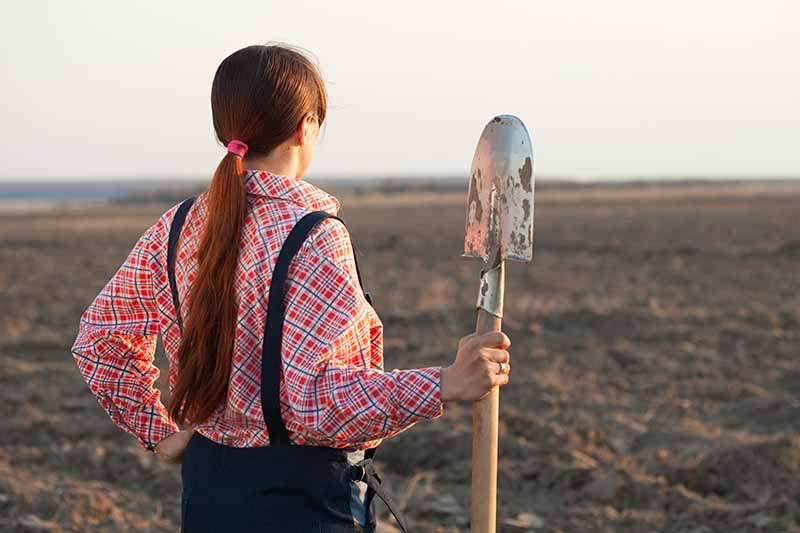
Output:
[168, 198, 409, 532]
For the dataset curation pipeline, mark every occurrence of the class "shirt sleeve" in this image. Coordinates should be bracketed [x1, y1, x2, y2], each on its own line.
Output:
[70, 216, 180, 451]
[280, 217, 444, 448]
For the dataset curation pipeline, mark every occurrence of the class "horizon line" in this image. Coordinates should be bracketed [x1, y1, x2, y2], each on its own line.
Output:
[1, 173, 799, 185]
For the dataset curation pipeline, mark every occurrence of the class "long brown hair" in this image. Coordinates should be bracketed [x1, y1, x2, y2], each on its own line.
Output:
[168, 43, 328, 427]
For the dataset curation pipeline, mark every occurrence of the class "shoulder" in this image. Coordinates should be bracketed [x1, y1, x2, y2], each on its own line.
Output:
[297, 214, 359, 282]
[137, 195, 199, 266]
[158, 195, 200, 232]
[304, 216, 351, 261]
[157, 194, 205, 240]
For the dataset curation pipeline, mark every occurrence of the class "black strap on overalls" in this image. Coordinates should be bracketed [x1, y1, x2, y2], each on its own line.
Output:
[167, 197, 408, 532]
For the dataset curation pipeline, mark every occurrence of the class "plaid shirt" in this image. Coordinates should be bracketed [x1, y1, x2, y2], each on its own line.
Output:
[71, 169, 443, 452]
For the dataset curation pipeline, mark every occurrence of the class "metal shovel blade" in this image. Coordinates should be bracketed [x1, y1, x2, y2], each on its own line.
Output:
[463, 115, 534, 264]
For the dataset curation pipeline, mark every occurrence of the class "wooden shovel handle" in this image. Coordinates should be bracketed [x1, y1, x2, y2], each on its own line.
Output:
[471, 261, 505, 533]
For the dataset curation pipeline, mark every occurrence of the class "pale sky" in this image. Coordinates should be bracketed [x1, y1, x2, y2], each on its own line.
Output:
[2, 0, 798, 181]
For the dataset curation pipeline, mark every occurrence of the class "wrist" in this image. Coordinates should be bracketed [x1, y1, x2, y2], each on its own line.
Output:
[440, 365, 454, 403]
[152, 426, 180, 454]
[152, 436, 166, 455]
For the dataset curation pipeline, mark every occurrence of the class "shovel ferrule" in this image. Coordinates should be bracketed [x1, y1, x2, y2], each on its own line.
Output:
[477, 261, 504, 318]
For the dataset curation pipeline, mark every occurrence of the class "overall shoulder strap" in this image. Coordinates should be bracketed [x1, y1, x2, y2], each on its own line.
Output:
[261, 211, 372, 445]
[262, 211, 331, 445]
[167, 197, 196, 332]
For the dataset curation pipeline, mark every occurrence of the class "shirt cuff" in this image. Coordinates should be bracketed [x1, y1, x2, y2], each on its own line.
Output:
[421, 366, 445, 419]
[396, 366, 444, 422]
[140, 405, 181, 452]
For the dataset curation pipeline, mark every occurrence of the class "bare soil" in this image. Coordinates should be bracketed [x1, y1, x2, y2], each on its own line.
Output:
[1, 180, 798, 532]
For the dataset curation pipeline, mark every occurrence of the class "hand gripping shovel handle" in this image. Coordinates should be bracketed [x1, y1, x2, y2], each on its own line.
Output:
[471, 260, 504, 533]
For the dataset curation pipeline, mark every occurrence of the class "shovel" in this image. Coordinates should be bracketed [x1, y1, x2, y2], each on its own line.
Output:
[463, 115, 534, 532]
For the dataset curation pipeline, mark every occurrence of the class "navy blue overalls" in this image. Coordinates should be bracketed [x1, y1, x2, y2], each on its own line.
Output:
[167, 197, 409, 533]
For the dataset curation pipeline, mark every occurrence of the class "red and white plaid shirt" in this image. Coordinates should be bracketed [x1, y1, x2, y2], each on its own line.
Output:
[71, 169, 443, 452]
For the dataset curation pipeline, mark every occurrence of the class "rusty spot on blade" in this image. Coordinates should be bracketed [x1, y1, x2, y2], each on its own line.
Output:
[468, 169, 483, 223]
[485, 186, 501, 258]
[519, 157, 532, 193]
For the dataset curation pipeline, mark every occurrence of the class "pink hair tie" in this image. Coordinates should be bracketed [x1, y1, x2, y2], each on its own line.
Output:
[226, 139, 248, 158]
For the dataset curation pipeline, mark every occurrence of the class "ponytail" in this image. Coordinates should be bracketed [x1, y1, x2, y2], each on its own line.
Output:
[168, 152, 247, 426]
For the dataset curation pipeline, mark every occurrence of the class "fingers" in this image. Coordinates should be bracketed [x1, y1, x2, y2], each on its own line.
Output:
[477, 370, 510, 401]
[483, 347, 510, 363]
[481, 354, 511, 384]
[475, 330, 511, 350]
[490, 359, 510, 376]
[458, 332, 478, 349]
[492, 372, 510, 387]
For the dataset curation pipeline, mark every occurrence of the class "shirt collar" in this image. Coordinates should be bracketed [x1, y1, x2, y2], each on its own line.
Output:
[243, 169, 341, 215]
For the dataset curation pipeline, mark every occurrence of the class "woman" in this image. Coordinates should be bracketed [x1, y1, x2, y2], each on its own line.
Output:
[71, 43, 512, 532]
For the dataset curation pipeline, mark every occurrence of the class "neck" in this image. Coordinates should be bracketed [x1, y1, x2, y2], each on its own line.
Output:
[241, 145, 302, 180]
